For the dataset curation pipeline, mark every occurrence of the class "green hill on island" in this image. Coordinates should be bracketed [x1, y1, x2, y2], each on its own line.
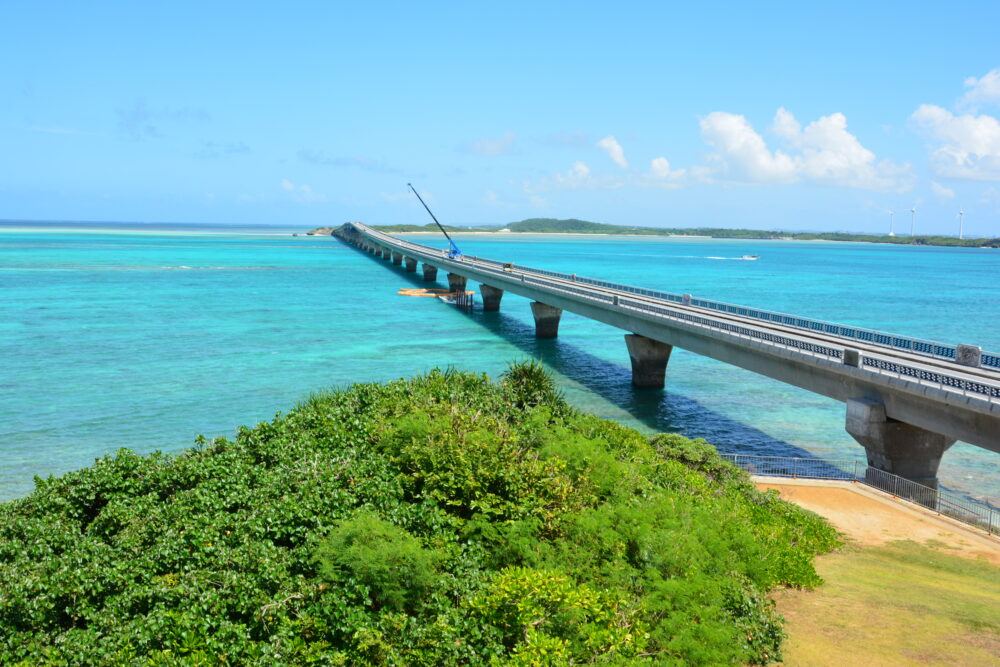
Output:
[0, 363, 837, 665]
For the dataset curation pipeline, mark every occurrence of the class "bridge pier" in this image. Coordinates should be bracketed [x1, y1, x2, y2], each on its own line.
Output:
[392, 251, 403, 265]
[447, 273, 468, 293]
[422, 264, 438, 281]
[845, 398, 955, 490]
[404, 257, 418, 272]
[624, 334, 673, 388]
[530, 302, 562, 338]
[480, 285, 504, 311]
[382, 248, 391, 260]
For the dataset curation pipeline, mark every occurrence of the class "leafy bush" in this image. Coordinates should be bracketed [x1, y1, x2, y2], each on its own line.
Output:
[469, 567, 645, 664]
[315, 511, 440, 612]
[0, 361, 838, 664]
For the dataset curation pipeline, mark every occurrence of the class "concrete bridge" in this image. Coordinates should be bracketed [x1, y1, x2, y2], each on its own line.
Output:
[335, 222, 1000, 489]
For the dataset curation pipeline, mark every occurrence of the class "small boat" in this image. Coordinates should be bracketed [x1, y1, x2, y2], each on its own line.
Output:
[741, 255, 759, 260]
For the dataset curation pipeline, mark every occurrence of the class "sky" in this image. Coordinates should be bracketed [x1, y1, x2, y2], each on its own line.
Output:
[3, 1, 1000, 235]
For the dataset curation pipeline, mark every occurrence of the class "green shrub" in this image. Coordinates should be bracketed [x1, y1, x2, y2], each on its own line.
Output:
[468, 567, 646, 663]
[501, 359, 567, 415]
[315, 511, 440, 612]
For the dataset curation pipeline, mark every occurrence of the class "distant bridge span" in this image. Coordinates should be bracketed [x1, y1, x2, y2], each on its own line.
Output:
[336, 223, 1000, 488]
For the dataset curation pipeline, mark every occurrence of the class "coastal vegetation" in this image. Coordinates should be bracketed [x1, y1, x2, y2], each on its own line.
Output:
[0, 363, 837, 664]
[322, 218, 1000, 248]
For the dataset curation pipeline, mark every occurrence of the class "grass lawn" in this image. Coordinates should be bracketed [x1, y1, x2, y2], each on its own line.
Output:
[775, 539, 1000, 665]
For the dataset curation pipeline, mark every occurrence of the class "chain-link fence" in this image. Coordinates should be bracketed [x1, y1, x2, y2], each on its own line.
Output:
[723, 454, 998, 536]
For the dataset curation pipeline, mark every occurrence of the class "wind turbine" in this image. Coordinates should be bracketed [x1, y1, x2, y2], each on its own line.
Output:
[887, 209, 895, 237]
[958, 207, 965, 239]
[909, 207, 916, 236]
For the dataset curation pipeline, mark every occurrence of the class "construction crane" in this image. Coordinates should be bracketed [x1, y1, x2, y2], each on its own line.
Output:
[408, 183, 462, 259]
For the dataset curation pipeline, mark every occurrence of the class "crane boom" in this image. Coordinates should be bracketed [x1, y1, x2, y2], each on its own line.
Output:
[408, 183, 462, 258]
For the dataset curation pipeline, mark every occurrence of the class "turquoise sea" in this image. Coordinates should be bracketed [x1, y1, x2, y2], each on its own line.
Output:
[2, 222, 999, 502]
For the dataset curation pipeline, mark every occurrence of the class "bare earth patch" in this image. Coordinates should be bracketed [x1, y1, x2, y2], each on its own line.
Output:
[758, 479, 1000, 666]
[756, 479, 1000, 565]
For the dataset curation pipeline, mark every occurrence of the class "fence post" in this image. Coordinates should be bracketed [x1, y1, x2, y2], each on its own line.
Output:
[792, 458, 798, 479]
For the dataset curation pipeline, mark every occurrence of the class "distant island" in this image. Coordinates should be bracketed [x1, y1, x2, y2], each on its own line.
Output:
[312, 218, 1000, 248]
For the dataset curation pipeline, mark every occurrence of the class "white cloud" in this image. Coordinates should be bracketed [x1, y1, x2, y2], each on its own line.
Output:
[959, 69, 1000, 111]
[556, 161, 592, 187]
[468, 131, 515, 156]
[524, 160, 626, 194]
[770, 107, 801, 142]
[778, 109, 911, 190]
[931, 181, 955, 199]
[911, 104, 1000, 181]
[597, 135, 628, 168]
[650, 157, 672, 178]
[525, 108, 909, 196]
[700, 111, 798, 183]
[700, 108, 911, 191]
[280, 179, 326, 203]
[641, 157, 687, 189]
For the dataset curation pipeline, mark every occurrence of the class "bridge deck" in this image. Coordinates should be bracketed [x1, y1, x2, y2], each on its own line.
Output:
[339, 223, 1000, 454]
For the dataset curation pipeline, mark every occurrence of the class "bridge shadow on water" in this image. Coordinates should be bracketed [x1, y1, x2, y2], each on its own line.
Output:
[361, 244, 840, 463]
[472, 308, 831, 461]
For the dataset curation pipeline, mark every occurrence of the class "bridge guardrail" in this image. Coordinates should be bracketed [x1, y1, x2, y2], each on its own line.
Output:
[618, 297, 845, 360]
[723, 454, 998, 535]
[862, 356, 1000, 398]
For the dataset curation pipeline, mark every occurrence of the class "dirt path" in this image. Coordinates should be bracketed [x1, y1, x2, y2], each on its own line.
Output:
[756, 478, 1000, 564]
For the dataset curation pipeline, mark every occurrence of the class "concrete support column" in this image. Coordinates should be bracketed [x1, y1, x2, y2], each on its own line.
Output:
[480, 284, 504, 312]
[392, 251, 403, 265]
[845, 398, 956, 489]
[404, 257, 418, 272]
[447, 273, 468, 292]
[382, 248, 391, 260]
[624, 334, 674, 389]
[530, 302, 562, 338]
[422, 264, 438, 281]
